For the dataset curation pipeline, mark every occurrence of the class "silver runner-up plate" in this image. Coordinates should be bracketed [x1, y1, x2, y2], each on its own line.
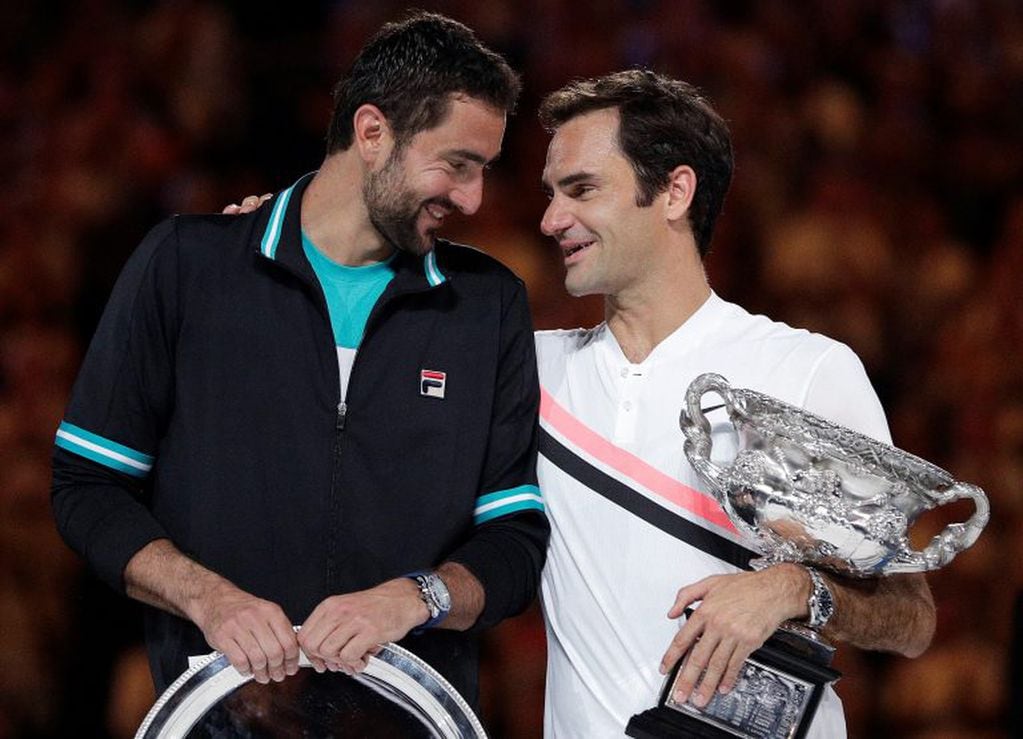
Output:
[134, 639, 487, 739]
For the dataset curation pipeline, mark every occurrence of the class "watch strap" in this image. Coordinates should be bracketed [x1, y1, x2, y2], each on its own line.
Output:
[805, 566, 835, 629]
[404, 570, 450, 633]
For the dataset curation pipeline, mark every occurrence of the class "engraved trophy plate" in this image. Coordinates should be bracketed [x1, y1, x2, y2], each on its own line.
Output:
[627, 373, 990, 739]
[665, 656, 813, 737]
[135, 637, 487, 738]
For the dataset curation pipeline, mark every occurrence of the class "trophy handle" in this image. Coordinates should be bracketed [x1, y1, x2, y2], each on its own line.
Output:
[914, 482, 991, 571]
[680, 373, 740, 496]
[885, 481, 991, 573]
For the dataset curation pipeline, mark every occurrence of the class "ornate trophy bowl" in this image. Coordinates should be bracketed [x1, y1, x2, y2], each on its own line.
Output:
[626, 373, 990, 739]
[679, 372, 989, 577]
[135, 637, 487, 738]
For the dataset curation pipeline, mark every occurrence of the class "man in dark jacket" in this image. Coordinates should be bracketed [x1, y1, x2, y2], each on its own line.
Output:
[51, 12, 548, 705]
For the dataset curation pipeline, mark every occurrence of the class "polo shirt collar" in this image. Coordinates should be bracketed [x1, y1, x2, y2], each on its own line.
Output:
[596, 291, 730, 368]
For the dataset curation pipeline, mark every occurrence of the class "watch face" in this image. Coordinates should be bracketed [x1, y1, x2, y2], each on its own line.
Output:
[429, 575, 452, 611]
[134, 642, 486, 739]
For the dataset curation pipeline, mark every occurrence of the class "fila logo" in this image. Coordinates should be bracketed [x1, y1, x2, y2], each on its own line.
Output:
[420, 369, 447, 399]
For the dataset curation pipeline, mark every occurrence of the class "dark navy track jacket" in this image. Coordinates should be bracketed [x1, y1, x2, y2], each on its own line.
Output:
[51, 173, 549, 702]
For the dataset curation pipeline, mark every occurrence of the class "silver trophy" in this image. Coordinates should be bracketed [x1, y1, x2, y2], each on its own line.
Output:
[135, 636, 488, 738]
[627, 372, 989, 739]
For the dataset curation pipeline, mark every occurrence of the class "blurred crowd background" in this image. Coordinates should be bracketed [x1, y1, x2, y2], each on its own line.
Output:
[1, 0, 1020, 737]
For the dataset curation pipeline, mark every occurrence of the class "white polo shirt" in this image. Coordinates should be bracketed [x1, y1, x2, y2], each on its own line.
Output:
[535, 292, 890, 739]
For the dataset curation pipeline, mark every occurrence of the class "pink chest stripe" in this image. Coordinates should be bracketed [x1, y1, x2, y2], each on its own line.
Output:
[540, 387, 737, 534]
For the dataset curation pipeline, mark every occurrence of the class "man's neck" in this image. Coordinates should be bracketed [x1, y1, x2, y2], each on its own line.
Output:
[300, 153, 395, 266]
[604, 261, 711, 364]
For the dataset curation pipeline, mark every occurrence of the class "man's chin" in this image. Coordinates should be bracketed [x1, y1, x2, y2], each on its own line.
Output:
[397, 237, 434, 257]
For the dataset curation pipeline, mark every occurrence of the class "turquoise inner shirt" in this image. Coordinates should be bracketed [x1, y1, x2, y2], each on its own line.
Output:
[301, 231, 397, 349]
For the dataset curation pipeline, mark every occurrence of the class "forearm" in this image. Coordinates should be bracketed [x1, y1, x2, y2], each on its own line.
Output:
[446, 513, 549, 629]
[435, 561, 485, 630]
[823, 571, 935, 657]
[124, 538, 235, 624]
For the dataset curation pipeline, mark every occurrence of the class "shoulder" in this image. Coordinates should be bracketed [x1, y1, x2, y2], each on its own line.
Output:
[707, 298, 888, 439]
[708, 296, 849, 369]
[703, 296, 870, 396]
[165, 210, 265, 263]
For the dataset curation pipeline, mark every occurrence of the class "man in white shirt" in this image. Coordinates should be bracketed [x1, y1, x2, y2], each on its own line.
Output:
[535, 69, 936, 738]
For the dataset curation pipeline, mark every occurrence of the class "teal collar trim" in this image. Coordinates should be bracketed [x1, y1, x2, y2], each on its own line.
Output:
[424, 250, 446, 286]
[260, 181, 298, 259]
[258, 173, 448, 291]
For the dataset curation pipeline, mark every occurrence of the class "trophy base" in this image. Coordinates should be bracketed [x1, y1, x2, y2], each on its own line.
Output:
[626, 625, 840, 739]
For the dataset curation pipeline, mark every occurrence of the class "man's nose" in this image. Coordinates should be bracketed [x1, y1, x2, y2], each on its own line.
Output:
[451, 177, 484, 216]
[541, 196, 570, 236]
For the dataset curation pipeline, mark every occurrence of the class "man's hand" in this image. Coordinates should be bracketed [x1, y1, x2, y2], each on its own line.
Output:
[124, 539, 300, 684]
[188, 579, 301, 684]
[660, 564, 809, 708]
[222, 193, 272, 215]
[298, 577, 429, 674]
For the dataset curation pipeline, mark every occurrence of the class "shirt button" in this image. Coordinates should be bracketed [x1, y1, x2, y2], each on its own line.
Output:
[623, 401, 632, 411]
[620, 367, 629, 378]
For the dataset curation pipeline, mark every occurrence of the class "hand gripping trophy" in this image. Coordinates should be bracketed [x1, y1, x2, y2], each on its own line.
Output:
[627, 373, 990, 739]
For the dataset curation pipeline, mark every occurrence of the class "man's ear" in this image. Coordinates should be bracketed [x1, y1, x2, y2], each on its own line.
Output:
[664, 165, 697, 223]
[352, 104, 392, 165]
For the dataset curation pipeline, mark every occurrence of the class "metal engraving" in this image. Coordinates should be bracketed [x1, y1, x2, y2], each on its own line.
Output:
[666, 657, 813, 739]
[680, 373, 990, 576]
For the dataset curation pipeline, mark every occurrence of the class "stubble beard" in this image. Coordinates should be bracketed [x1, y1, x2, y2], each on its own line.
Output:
[363, 149, 434, 257]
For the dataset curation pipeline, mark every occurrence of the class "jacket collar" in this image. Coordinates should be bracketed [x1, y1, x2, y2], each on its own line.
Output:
[255, 171, 449, 292]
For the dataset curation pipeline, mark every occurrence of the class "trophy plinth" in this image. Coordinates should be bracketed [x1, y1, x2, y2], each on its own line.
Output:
[628, 372, 990, 738]
[627, 624, 838, 739]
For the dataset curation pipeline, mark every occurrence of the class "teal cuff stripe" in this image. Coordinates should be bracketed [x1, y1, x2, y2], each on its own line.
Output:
[55, 421, 154, 478]
[424, 251, 446, 286]
[474, 484, 544, 524]
[260, 184, 296, 259]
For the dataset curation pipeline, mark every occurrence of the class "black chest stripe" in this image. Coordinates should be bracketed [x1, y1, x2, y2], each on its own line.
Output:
[539, 428, 756, 571]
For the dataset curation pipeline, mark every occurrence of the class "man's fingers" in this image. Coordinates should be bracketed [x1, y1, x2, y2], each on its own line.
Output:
[222, 194, 272, 215]
[319, 622, 361, 663]
[219, 638, 252, 677]
[338, 633, 378, 672]
[667, 578, 713, 619]
[232, 629, 270, 684]
[258, 628, 288, 683]
[672, 633, 718, 705]
[691, 640, 736, 707]
[719, 646, 749, 695]
[269, 617, 301, 676]
[660, 619, 699, 674]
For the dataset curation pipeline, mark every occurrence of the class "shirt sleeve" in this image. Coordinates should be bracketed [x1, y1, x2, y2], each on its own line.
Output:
[446, 278, 550, 630]
[51, 218, 181, 592]
[802, 341, 892, 444]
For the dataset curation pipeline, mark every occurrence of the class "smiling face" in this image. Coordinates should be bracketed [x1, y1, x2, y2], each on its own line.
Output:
[363, 95, 505, 256]
[541, 108, 663, 298]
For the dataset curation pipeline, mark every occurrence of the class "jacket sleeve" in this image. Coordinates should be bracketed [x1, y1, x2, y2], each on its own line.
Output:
[446, 278, 549, 629]
[51, 218, 180, 593]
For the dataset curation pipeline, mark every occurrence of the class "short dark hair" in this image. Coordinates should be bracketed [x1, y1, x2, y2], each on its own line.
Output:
[539, 69, 733, 257]
[326, 12, 521, 153]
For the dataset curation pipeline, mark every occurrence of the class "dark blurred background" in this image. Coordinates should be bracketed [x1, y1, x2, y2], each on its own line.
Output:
[1, 0, 1020, 737]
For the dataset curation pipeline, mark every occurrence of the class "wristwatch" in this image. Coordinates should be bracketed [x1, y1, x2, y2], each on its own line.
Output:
[804, 567, 835, 629]
[406, 570, 452, 631]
